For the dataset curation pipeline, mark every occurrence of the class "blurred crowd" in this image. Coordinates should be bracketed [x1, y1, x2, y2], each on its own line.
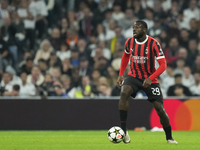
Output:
[0, 0, 200, 98]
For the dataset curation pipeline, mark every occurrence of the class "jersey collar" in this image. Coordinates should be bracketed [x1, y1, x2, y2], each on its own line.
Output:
[135, 35, 148, 45]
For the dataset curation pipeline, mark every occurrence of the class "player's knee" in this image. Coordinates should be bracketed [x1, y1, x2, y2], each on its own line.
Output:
[120, 89, 131, 99]
[155, 106, 165, 117]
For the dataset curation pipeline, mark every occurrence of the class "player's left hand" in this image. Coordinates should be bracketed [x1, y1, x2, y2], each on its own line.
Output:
[143, 78, 152, 88]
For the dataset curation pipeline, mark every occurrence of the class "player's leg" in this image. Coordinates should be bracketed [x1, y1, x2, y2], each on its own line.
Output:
[152, 101, 177, 143]
[143, 84, 178, 144]
[119, 84, 133, 134]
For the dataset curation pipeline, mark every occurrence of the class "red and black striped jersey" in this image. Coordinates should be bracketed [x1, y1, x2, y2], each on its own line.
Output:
[124, 35, 165, 83]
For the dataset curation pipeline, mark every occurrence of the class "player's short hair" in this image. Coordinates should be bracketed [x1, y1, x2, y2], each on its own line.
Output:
[136, 20, 148, 30]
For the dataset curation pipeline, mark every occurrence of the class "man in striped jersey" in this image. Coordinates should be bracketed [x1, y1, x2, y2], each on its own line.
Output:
[117, 21, 178, 144]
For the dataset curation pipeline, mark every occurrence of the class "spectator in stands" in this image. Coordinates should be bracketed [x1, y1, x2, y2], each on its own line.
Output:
[60, 18, 69, 41]
[102, 9, 113, 29]
[79, 56, 93, 77]
[91, 41, 111, 60]
[68, 75, 93, 98]
[39, 73, 54, 96]
[85, 0, 98, 12]
[167, 0, 179, 21]
[10, 10, 25, 55]
[31, 0, 48, 40]
[52, 84, 68, 97]
[70, 48, 80, 67]
[107, 66, 118, 88]
[49, 28, 61, 51]
[97, 76, 111, 96]
[87, 34, 97, 51]
[96, 23, 106, 41]
[1, 72, 12, 92]
[97, 84, 111, 97]
[143, 8, 154, 29]
[94, 56, 108, 76]
[159, 30, 170, 50]
[47, 51, 62, 69]
[110, 26, 126, 53]
[91, 69, 101, 94]
[188, 39, 199, 63]
[182, 66, 195, 88]
[117, 8, 134, 31]
[66, 29, 78, 49]
[183, 0, 200, 29]
[50, 67, 61, 81]
[18, 51, 33, 70]
[197, 30, 200, 52]
[177, 47, 192, 67]
[162, 64, 175, 92]
[93, 0, 108, 24]
[77, 39, 91, 58]
[111, 47, 124, 72]
[177, 11, 188, 30]
[190, 72, 200, 96]
[164, 37, 179, 64]
[112, 3, 124, 21]
[60, 74, 72, 93]
[106, 66, 121, 96]
[67, 10, 79, 32]
[5, 65, 22, 85]
[179, 28, 189, 49]
[167, 20, 180, 38]
[1, 16, 18, 69]
[0, 30, 9, 69]
[38, 59, 48, 75]
[189, 18, 198, 39]
[27, 66, 44, 86]
[174, 58, 185, 75]
[173, 84, 185, 97]
[3, 84, 20, 96]
[19, 72, 36, 97]
[79, 7, 94, 40]
[71, 67, 81, 87]
[19, 57, 33, 75]
[56, 42, 71, 62]
[132, 0, 144, 19]
[192, 55, 200, 73]
[17, 0, 36, 50]
[34, 39, 53, 64]
[61, 58, 72, 76]
[148, 18, 162, 38]
[167, 74, 192, 96]
[0, 0, 9, 26]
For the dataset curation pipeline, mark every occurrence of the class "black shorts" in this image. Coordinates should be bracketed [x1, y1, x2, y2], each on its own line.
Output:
[122, 75, 163, 103]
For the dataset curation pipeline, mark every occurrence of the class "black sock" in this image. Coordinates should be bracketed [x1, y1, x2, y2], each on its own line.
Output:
[163, 125, 172, 140]
[119, 110, 127, 134]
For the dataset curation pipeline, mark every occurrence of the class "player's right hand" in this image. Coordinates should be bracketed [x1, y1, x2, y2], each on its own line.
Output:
[117, 76, 124, 87]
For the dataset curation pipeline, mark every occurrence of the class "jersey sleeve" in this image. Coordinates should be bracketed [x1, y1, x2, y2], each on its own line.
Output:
[124, 38, 130, 54]
[153, 41, 165, 60]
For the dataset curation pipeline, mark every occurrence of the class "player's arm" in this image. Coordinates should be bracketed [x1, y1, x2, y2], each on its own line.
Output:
[117, 39, 131, 87]
[143, 41, 167, 88]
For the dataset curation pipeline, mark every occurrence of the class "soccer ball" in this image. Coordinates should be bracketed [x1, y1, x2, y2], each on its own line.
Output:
[107, 126, 125, 143]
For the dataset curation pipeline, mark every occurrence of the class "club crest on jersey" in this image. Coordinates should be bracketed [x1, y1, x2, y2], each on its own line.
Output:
[145, 47, 148, 54]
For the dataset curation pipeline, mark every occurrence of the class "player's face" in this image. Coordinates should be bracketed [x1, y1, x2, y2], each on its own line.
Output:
[133, 23, 145, 38]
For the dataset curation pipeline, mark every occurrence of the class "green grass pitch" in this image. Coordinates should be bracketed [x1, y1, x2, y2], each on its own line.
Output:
[0, 131, 199, 150]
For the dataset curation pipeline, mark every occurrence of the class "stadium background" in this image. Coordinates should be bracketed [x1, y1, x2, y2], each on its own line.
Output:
[0, 0, 200, 131]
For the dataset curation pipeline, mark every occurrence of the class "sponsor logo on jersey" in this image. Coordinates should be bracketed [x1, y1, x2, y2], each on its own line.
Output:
[132, 56, 148, 63]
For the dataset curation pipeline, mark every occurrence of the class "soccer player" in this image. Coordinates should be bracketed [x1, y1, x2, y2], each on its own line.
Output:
[117, 21, 178, 144]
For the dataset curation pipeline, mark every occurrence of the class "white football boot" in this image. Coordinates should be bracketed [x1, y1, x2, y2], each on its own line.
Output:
[167, 139, 178, 144]
[123, 131, 131, 143]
